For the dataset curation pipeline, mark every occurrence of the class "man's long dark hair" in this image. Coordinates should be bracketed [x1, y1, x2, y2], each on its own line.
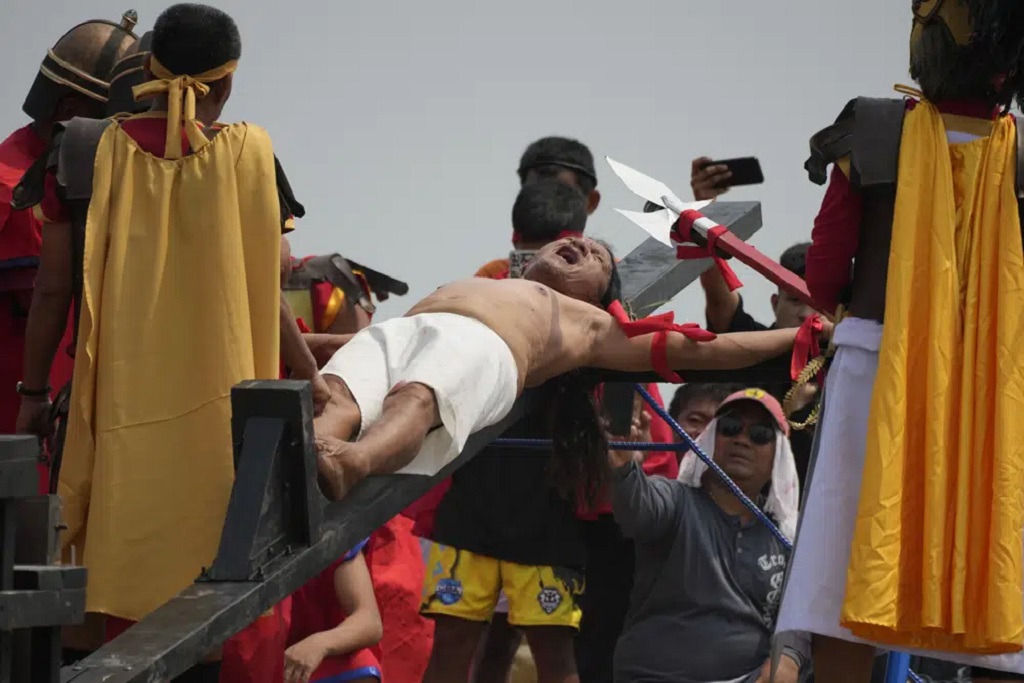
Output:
[911, 0, 1024, 111]
[544, 247, 623, 507]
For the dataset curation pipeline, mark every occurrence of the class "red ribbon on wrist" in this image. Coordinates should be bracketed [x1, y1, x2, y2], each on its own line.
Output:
[791, 314, 824, 382]
[672, 209, 742, 291]
[607, 301, 717, 383]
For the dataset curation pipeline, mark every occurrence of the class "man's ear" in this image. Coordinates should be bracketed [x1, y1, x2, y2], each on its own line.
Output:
[587, 189, 601, 215]
[210, 73, 233, 107]
[770, 293, 779, 311]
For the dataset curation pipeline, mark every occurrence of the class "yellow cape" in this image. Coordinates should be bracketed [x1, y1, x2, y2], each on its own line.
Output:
[841, 101, 1024, 653]
[59, 117, 282, 621]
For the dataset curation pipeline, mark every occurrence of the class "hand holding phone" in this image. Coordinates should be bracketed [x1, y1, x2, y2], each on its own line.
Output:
[690, 156, 764, 200]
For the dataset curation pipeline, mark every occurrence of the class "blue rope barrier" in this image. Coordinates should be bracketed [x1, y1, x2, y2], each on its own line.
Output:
[884, 652, 912, 683]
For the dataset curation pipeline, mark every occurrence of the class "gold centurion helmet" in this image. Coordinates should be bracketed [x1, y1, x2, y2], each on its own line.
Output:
[22, 10, 139, 121]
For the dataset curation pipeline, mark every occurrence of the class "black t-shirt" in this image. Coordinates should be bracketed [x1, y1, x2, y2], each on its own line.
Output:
[431, 410, 587, 569]
[709, 296, 815, 489]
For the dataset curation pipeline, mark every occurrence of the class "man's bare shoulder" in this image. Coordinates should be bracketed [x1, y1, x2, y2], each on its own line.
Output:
[434, 277, 543, 294]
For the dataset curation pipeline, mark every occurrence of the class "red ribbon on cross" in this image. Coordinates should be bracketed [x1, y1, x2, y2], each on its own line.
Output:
[607, 300, 717, 383]
[790, 314, 824, 382]
[672, 209, 743, 291]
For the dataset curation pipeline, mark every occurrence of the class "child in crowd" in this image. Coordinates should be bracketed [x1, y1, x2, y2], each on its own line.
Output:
[284, 539, 384, 683]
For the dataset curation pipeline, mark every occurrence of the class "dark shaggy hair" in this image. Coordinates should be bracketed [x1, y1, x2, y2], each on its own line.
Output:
[779, 242, 810, 278]
[518, 136, 598, 194]
[910, 0, 1024, 111]
[152, 3, 242, 76]
[668, 383, 743, 423]
[511, 178, 588, 242]
[545, 243, 621, 507]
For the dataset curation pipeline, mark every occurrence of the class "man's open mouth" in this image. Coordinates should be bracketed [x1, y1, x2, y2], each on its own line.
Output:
[556, 245, 580, 265]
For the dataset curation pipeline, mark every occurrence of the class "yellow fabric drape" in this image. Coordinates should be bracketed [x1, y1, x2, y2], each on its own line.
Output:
[841, 102, 1024, 653]
[132, 56, 238, 159]
[58, 120, 282, 621]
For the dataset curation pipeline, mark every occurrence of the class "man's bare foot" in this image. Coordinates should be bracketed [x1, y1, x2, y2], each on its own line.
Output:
[315, 436, 370, 501]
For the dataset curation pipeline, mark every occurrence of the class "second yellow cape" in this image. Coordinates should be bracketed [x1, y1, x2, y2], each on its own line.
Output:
[841, 102, 1024, 653]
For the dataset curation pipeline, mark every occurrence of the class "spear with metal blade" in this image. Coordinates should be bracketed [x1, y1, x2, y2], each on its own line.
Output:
[606, 157, 827, 319]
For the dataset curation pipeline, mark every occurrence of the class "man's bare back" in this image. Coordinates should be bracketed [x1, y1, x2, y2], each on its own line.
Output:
[407, 277, 605, 392]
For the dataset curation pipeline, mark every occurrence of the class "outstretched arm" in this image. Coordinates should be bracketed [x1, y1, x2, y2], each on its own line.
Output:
[588, 313, 798, 373]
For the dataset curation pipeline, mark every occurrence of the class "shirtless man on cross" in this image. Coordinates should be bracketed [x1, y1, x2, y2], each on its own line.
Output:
[315, 235, 810, 501]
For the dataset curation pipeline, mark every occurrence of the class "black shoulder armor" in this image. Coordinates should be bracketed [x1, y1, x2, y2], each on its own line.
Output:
[274, 155, 305, 220]
[849, 97, 905, 189]
[805, 97, 906, 188]
[57, 117, 113, 201]
[11, 128, 62, 211]
[805, 99, 857, 185]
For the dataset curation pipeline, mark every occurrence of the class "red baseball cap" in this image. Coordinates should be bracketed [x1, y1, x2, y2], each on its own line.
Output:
[715, 388, 789, 437]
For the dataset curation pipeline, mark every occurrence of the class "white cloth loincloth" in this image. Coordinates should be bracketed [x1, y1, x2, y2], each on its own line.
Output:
[775, 316, 1024, 673]
[321, 312, 519, 477]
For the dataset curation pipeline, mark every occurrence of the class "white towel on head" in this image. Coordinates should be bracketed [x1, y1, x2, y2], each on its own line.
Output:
[677, 418, 799, 541]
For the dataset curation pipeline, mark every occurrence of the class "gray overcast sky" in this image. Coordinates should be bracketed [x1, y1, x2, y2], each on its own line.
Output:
[3, 0, 910, 386]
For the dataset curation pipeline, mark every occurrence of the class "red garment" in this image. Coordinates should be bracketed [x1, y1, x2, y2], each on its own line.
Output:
[804, 98, 997, 313]
[804, 167, 863, 313]
[288, 544, 382, 683]
[0, 126, 46, 263]
[365, 516, 433, 683]
[218, 600, 293, 683]
[0, 125, 73, 493]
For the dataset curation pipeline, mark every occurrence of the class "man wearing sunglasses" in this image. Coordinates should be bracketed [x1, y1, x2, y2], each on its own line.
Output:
[610, 389, 807, 683]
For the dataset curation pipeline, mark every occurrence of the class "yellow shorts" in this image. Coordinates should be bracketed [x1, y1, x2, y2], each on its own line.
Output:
[420, 542, 584, 629]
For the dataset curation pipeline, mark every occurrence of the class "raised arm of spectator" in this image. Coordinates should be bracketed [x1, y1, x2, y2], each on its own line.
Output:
[611, 459, 679, 544]
[609, 409, 679, 543]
